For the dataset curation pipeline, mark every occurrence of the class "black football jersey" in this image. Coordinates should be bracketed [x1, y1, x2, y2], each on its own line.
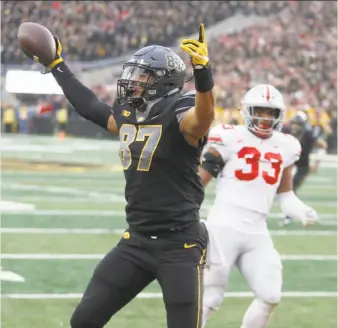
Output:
[112, 92, 206, 232]
[282, 124, 318, 167]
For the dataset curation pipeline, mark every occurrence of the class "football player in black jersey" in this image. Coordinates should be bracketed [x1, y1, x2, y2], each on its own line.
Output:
[21, 24, 214, 328]
[281, 111, 327, 226]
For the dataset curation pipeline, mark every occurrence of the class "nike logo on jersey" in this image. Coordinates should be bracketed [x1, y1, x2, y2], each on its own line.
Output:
[184, 243, 196, 249]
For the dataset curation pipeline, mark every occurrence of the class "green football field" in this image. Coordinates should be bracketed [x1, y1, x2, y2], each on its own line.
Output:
[1, 135, 337, 328]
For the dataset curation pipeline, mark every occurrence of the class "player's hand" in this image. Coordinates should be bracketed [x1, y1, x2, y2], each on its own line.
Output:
[180, 23, 209, 69]
[301, 207, 318, 226]
[21, 36, 63, 69]
[40, 37, 63, 74]
[48, 37, 63, 68]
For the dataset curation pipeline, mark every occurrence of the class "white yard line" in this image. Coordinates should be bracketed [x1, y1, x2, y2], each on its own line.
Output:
[1, 292, 337, 299]
[0, 228, 125, 234]
[1, 197, 121, 203]
[280, 255, 337, 260]
[0, 228, 336, 236]
[1, 210, 125, 216]
[268, 214, 337, 227]
[2, 197, 337, 207]
[269, 230, 337, 236]
[1, 209, 336, 220]
[1, 254, 336, 260]
[2, 184, 125, 202]
[313, 220, 337, 226]
[0, 254, 105, 260]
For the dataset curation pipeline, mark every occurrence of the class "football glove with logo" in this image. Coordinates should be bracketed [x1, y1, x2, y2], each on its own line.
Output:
[48, 38, 63, 68]
[42, 37, 63, 74]
[180, 23, 214, 93]
[180, 23, 209, 70]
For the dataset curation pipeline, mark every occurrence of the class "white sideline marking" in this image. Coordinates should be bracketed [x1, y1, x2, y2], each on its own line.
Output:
[1, 292, 337, 300]
[0, 228, 336, 237]
[1, 254, 336, 260]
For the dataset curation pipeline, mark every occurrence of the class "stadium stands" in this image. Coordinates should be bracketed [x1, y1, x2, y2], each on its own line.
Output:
[1, 1, 289, 65]
[1, 1, 336, 152]
[210, 1, 337, 113]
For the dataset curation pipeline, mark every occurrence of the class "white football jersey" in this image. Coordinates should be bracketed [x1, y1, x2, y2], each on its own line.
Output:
[204, 124, 301, 233]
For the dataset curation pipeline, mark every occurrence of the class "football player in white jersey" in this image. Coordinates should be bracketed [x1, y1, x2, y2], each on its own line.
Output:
[199, 84, 318, 328]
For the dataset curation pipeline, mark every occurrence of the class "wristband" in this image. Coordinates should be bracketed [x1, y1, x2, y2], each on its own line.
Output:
[194, 67, 214, 93]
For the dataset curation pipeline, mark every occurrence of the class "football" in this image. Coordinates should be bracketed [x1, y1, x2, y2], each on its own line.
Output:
[17, 22, 56, 66]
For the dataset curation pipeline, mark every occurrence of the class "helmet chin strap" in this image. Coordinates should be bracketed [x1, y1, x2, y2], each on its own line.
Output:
[130, 87, 180, 112]
[130, 97, 147, 112]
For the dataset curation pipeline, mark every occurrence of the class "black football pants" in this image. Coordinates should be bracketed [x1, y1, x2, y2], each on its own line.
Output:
[293, 165, 310, 192]
[70, 221, 208, 328]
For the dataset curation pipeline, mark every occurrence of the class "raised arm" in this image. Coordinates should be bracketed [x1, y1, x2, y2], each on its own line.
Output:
[51, 60, 118, 134]
[179, 24, 215, 146]
[21, 36, 118, 134]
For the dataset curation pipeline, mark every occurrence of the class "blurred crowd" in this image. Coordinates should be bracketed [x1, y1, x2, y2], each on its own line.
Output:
[1, 1, 337, 152]
[1, 0, 288, 65]
[209, 1, 337, 117]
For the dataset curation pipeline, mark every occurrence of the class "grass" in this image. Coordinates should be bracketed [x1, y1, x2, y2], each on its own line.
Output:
[1, 135, 337, 327]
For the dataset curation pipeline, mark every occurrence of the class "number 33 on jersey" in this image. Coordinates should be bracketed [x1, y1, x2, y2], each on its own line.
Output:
[205, 124, 301, 214]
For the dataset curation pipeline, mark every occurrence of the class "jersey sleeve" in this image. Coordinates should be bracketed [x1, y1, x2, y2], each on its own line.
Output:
[175, 90, 196, 122]
[204, 124, 231, 161]
[52, 62, 112, 130]
[284, 135, 302, 167]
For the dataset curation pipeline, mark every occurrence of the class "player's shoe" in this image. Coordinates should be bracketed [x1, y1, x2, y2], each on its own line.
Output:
[279, 216, 294, 227]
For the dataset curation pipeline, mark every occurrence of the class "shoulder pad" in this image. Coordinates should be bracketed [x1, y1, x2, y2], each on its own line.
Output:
[182, 90, 196, 96]
[175, 91, 195, 114]
[111, 99, 121, 117]
[207, 124, 237, 145]
[284, 134, 302, 166]
[207, 125, 225, 145]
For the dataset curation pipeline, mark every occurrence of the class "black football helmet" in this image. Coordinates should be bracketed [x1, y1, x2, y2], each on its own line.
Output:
[289, 111, 308, 139]
[117, 45, 187, 111]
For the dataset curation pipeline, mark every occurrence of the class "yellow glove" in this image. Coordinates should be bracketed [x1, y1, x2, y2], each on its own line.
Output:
[180, 23, 209, 69]
[48, 37, 63, 69]
[41, 37, 63, 74]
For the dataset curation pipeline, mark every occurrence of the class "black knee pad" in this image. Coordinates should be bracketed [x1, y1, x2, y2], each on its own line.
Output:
[70, 306, 99, 328]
